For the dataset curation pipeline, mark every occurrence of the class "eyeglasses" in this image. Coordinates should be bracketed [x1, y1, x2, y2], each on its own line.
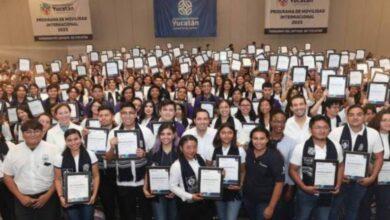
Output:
[24, 130, 42, 135]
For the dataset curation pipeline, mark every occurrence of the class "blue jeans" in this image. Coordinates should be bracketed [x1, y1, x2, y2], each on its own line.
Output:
[243, 199, 269, 220]
[66, 204, 94, 220]
[152, 197, 177, 220]
[215, 199, 241, 220]
[296, 189, 330, 220]
[375, 185, 390, 220]
[329, 183, 367, 220]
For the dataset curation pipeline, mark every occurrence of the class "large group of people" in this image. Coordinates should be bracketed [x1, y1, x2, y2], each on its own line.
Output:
[0, 42, 389, 220]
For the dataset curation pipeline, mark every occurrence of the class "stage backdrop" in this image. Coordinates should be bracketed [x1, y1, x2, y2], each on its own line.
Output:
[264, 0, 330, 34]
[28, 0, 93, 41]
[154, 0, 217, 38]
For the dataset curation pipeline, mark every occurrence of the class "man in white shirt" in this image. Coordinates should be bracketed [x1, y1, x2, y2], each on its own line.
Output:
[328, 105, 384, 220]
[284, 95, 311, 144]
[289, 115, 344, 220]
[182, 109, 217, 161]
[3, 119, 60, 220]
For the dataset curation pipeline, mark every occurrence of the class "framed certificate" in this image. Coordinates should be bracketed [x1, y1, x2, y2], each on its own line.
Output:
[367, 82, 388, 105]
[258, 59, 269, 73]
[292, 66, 308, 85]
[7, 107, 18, 124]
[50, 62, 60, 73]
[173, 48, 181, 58]
[35, 64, 45, 74]
[349, 70, 363, 87]
[70, 60, 79, 71]
[344, 151, 369, 180]
[378, 159, 390, 185]
[356, 63, 369, 75]
[27, 99, 45, 117]
[198, 167, 223, 199]
[161, 54, 172, 68]
[86, 44, 93, 53]
[195, 55, 205, 66]
[221, 63, 230, 75]
[313, 160, 338, 191]
[276, 55, 290, 72]
[320, 69, 336, 87]
[219, 51, 228, 61]
[114, 130, 140, 160]
[86, 119, 101, 128]
[86, 128, 108, 154]
[247, 45, 256, 54]
[269, 55, 278, 67]
[64, 172, 91, 205]
[340, 54, 349, 65]
[253, 77, 265, 92]
[147, 56, 158, 68]
[216, 155, 241, 186]
[355, 49, 365, 60]
[151, 122, 166, 135]
[305, 43, 311, 51]
[372, 72, 390, 83]
[76, 65, 87, 76]
[147, 166, 170, 195]
[105, 62, 119, 78]
[327, 76, 347, 100]
[200, 102, 215, 119]
[379, 58, 390, 70]
[231, 60, 242, 72]
[89, 51, 99, 62]
[34, 76, 47, 89]
[180, 63, 190, 75]
[302, 55, 316, 70]
[242, 58, 252, 68]
[19, 58, 30, 71]
[328, 54, 341, 69]
[134, 57, 144, 70]
[289, 56, 299, 68]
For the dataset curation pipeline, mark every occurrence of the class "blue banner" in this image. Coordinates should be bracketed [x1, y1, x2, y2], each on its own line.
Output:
[154, 0, 217, 38]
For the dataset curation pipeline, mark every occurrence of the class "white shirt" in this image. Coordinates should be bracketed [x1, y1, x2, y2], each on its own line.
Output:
[0, 141, 16, 179]
[46, 122, 83, 154]
[206, 145, 246, 164]
[169, 158, 200, 202]
[108, 124, 155, 186]
[290, 139, 344, 178]
[3, 141, 57, 195]
[284, 116, 311, 144]
[182, 127, 217, 161]
[381, 133, 389, 159]
[328, 125, 383, 154]
[276, 136, 297, 185]
[1, 122, 13, 141]
[53, 149, 98, 172]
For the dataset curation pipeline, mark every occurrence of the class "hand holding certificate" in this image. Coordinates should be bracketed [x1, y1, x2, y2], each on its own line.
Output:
[217, 156, 241, 186]
[115, 130, 140, 160]
[148, 167, 170, 195]
[344, 151, 369, 180]
[199, 167, 223, 199]
[64, 172, 91, 204]
[314, 160, 338, 191]
[367, 83, 388, 105]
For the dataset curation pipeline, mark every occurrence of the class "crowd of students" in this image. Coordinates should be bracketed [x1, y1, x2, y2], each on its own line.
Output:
[0, 43, 389, 220]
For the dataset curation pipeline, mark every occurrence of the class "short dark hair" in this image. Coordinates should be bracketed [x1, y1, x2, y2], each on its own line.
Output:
[21, 119, 43, 132]
[324, 99, 340, 109]
[262, 82, 273, 89]
[271, 109, 287, 120]
[98, 105, 114, 115]
[159, 100, 176, 111]
[309, 115, 330, 129]
[195, 109, 210, 119]
[64, 128, 82, 139]
[179, 135, 198, 149]
[92, 84, 103, 91]
[46, 84, 59, 91]
[290, 95, 306, 105]
[347, 104, 364, 114]
[120, 102, 136, 111]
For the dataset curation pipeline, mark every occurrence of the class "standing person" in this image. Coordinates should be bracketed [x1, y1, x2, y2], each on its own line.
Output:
[211, 100, 242, 131]
[105, 103, 154, 220]
[289, 115, 344, 220]
[242, 127, 284, 220]
[3, 119, 60, 220]
[328, 105, 384, 220]
[0, 132, 15, 220]
[182, 109, 217, 161]
[144, 123, 179, 220]
[54, 129, 100, 220]
[169, 135, 210, 220]
[206, 123, 246, 220]
[46, 103, 83, 153]
[269, 110, 297, 220]
[284, 95, 311, 144]
[369, 109, 390, 220]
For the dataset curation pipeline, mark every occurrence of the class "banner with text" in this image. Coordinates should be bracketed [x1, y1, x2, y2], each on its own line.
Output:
[264, 0, 330, 34]
[154, 0, 216, 37]
[29, 0, 93, 41]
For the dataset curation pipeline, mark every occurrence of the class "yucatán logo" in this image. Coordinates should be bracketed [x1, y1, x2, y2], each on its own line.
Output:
[178, 0, 192, 16]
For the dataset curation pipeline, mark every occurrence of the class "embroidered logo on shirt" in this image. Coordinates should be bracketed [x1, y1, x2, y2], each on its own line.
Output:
[83, 164, 90, 172]
[341, 140, 350, 150]
[307, 147, 315, 156]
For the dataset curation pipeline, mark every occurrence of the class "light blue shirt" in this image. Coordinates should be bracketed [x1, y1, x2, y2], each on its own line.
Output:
[276, 135, 297, 185]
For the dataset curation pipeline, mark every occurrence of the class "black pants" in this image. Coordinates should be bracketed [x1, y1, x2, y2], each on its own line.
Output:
[14, 193, 60, 220]
[98, 168, 118, 220]
[0, 182, 15, 220]
[178, 201, 212, 220]
[117, 186, 152, 220]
